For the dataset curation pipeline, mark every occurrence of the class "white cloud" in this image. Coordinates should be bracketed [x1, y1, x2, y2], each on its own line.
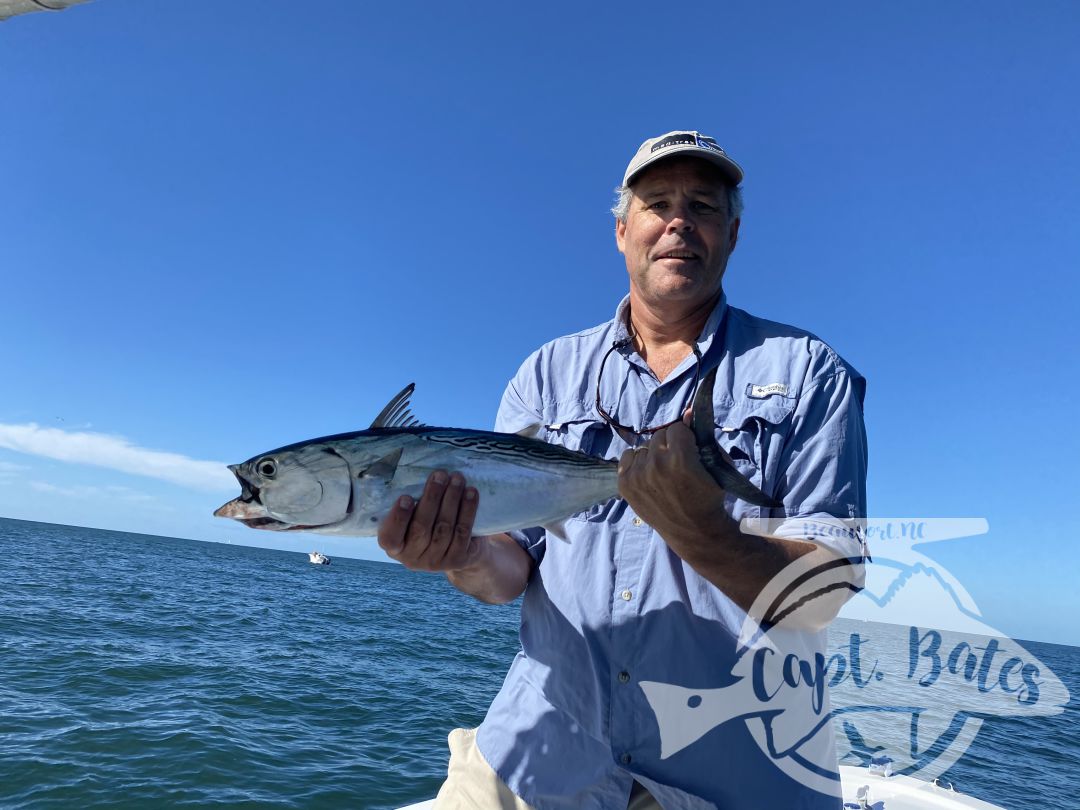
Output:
[0, 423, 235, 492]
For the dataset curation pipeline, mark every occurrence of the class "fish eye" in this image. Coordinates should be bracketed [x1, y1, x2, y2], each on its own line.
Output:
[257, 458, 277, 478]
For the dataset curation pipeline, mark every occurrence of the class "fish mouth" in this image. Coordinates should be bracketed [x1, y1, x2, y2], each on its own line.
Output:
[238, 516, 313, 532]
[214, 465, 270, 521]
[214, 496, 266, 520]
[214, 500, 320, 532]
[238, 516, 286, 530]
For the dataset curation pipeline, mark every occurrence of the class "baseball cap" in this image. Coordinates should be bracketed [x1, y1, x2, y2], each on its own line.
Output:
[622, 130, 744, 187]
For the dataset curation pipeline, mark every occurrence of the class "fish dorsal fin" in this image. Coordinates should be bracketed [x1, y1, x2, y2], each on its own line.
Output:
[369, 383, 426, 429]
[514, 423, 543, 439]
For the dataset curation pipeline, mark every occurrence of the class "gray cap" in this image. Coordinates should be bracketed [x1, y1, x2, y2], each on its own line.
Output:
[622, 130, 743, 187]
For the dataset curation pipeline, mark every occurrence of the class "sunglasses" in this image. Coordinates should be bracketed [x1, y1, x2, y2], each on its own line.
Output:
[594, 338, 704, 445]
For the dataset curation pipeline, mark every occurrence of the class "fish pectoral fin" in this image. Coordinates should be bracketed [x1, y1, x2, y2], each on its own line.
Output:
[359, 447, 404, 484]
[369, 383, 426, 429]
[514, 423, 543, 439]
[541, 518, 571, 543]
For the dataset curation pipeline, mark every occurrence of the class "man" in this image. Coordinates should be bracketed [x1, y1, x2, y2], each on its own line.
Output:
[379, 131, 868, 809]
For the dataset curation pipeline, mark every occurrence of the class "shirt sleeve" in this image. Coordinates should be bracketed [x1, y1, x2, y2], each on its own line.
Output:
[494, 360, 548, 565]
[771, 366, 868, 563]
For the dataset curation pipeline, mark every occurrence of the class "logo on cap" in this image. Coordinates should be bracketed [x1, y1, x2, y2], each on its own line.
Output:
[695, 134, 724, 154]
[650, 133, 698, 154]
[649, 132, 726, 156]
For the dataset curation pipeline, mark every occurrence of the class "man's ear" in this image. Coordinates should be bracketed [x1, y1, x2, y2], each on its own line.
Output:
[615, 218, 627, 255]
[728, 217, 740, 252]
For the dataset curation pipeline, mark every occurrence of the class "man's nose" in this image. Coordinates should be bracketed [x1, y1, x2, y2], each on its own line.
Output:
[666, 208, 696, 233]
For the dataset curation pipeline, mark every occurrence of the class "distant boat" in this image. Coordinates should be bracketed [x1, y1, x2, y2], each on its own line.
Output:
[308, 551, 331, 565]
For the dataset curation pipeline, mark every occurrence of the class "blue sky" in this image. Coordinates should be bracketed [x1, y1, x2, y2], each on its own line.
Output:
[1, 1, 1078, 644]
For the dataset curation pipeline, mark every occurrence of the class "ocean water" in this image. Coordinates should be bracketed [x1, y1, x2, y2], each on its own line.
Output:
[1, 517, 1077, 809]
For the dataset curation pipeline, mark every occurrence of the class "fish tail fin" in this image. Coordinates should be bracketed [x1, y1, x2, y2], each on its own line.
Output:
[692, 366, 783, 509]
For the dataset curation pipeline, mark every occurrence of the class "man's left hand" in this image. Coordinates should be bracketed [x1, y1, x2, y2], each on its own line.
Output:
[617, 421, 735, 563]
[618, 421, 854, 625]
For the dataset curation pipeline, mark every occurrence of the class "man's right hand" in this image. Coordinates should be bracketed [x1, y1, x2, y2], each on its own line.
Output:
[376, 470, 534, 605]
[377, 470, 483, 573]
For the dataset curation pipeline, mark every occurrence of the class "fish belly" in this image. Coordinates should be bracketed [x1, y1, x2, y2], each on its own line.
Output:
[462, 460, 618, 536]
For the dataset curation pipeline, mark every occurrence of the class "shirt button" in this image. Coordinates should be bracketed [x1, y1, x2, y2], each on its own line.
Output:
[632, 517, 644, 527]
[618, 670, 630, 683]
[621, 589, 633, 601]
[620, 753, 632, 765]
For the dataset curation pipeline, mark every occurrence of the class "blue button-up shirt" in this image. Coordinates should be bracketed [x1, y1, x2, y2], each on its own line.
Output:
[476, 293, 867, 810]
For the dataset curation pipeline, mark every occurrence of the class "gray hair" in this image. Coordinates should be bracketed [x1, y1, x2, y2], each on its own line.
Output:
[611, 183, 743, 224]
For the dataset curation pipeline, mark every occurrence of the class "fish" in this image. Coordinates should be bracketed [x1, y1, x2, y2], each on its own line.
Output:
[213, 368, 781, 539]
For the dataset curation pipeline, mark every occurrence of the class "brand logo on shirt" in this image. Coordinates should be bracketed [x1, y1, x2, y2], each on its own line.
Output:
[638, 518, 1070, 799]
[748, 382, 790, 399]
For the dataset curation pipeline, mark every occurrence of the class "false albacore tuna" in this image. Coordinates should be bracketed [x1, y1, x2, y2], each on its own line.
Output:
[213, 368, 781, 539]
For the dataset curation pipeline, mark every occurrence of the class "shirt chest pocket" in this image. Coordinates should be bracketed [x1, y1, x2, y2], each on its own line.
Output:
[540, 404, 617, 522]
[713, 396, 796, 506]
[539, 403, 613, 456]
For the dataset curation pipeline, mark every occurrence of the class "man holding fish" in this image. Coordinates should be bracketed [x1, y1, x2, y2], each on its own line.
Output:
[377, 131, 869, 809]
[215, 130, 867, 807]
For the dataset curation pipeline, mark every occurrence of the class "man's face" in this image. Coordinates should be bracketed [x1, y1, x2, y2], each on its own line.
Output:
[615, 157, 740, 311]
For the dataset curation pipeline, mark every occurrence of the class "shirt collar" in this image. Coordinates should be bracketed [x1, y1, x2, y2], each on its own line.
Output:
[610, 292, 729, 357]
